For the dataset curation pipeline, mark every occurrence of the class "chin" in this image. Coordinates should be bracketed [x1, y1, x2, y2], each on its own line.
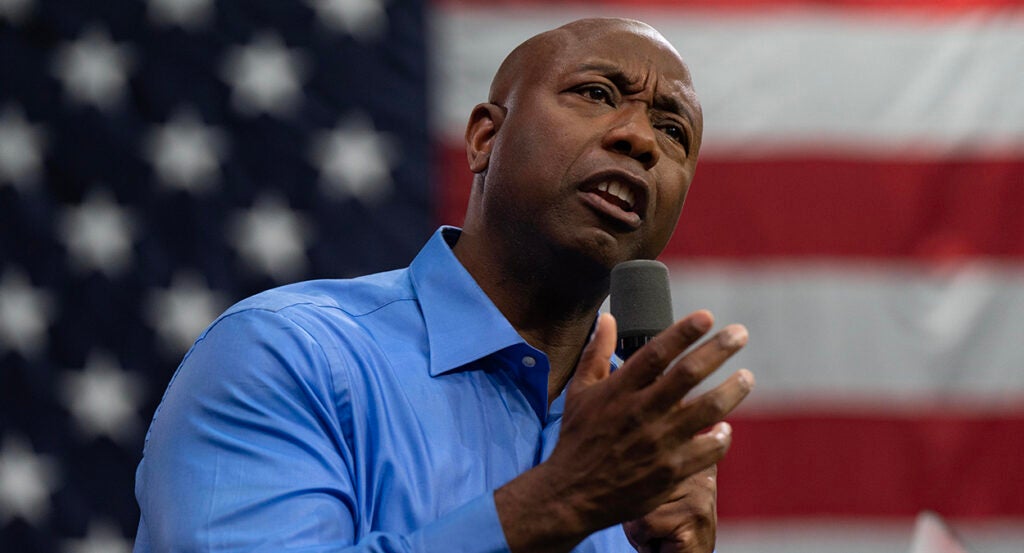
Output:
[564, 229, 641, 274]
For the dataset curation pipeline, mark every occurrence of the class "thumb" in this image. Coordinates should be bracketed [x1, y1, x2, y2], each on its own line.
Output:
[570, 313, 617, 393]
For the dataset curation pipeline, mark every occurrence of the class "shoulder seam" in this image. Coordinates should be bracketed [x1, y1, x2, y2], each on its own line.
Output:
[230, 296, 417, 320]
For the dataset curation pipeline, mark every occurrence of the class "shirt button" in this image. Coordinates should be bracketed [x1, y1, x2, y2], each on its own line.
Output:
[521, 355, 536, 368]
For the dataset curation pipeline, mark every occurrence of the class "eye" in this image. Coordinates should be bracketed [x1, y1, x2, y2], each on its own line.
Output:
[658, 123, 689, 150]
[576, 84, 615, 106]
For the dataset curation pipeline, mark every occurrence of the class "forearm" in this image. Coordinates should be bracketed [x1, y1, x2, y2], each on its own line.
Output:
[138, 488, 511, 553]
[494, 464, 595, 553]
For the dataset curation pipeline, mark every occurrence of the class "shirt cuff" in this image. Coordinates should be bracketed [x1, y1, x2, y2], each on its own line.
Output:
[411, 492, 510, 553]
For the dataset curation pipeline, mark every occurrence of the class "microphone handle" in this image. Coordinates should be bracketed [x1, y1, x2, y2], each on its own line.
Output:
[616, 335, 654, 361]
[617, 334, 664, 553]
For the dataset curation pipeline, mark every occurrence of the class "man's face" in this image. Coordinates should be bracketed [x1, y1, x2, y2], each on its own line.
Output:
[479, 22, 703, 270]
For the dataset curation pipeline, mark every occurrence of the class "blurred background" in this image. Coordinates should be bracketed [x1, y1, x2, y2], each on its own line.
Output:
[1, 0, 1022, 551]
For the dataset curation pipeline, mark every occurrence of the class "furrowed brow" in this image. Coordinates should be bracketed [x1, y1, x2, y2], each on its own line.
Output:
[576, 61, 698, 132]
[654, 93, 696, 128]
[575, 62, 642, 88]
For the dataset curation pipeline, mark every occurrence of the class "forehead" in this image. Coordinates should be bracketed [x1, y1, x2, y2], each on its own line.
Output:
[545, 26, 696, 101]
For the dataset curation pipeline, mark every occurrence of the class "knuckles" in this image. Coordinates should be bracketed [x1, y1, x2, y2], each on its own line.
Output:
[670, 357, 703, 387]
[673, 527, 711, 553]
[636, 335, 673, 370]
[701, 393, 730, 420]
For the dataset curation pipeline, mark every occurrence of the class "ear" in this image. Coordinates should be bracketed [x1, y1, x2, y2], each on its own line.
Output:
[465, 102, 506, 174]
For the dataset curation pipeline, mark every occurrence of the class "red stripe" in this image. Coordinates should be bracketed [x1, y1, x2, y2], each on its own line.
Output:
[433, 0, 1024, 13]
[718, 412, 1024, 518]
[435, 146, 1024, 260]
[673, 157, 1024, 260]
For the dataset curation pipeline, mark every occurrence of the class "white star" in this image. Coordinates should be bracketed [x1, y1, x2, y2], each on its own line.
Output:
[0, 436, 60, 525]
[52, 26, 134, 111]
[0, 0, 33, 24]
[145, 272, 227, 355]
[221, 33, 307, 117]
[58, 190, 136, 276]
[145, 109, 226, 192]
[147, 0, 213, 30]
[307, 0, 388, 41]
[228, 196, 312, 282]
[310, 114, 396, 203]
[0, 105, 46, 190]
[60, 352, 144, 444]
[0, 269, 54, 358]
[62, 519, 132, 553]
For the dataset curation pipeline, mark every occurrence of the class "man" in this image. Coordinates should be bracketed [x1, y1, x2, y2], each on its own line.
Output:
[134, 17, 754, 553]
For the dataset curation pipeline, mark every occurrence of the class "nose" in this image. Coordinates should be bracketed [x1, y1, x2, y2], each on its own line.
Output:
[601, 103, 660, 170]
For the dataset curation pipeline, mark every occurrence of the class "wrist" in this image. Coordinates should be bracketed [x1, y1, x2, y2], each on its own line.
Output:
[494, 463, 595, 553]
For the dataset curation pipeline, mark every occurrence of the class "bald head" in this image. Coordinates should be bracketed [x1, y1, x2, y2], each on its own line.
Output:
[458, 16, 703, 275]
[488, 18, 690, 108]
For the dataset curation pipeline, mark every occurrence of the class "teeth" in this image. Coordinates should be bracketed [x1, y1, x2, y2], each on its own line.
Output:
[595, 181, 635, 210]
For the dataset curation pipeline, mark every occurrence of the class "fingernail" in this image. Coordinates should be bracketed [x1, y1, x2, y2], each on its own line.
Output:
[694, 310, 714, 331]
[722, 325, 748, 347]
[738, 368, 755, 389]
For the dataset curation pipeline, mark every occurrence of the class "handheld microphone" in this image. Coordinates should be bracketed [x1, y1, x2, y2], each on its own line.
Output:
[610, 259, 673, 360]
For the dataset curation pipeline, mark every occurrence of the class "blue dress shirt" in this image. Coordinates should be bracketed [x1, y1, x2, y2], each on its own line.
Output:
[134, 227, 632, 552]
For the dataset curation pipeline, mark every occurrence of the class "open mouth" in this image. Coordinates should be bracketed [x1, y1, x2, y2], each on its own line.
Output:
[592, 181, 637, 213]
[579, 167, 649, 221]
[579, 173, 648, 229]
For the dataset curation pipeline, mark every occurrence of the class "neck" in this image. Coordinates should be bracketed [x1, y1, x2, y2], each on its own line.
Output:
[452, 228, 610, 402]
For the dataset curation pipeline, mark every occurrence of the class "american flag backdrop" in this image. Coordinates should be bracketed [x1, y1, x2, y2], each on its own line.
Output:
[433, 1, 1024, 551]
[2, 0, 1024, 552]
[1, 0, 431, 550]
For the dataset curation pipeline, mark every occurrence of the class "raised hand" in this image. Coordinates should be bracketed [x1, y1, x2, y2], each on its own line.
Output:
[495, 310, 754, 553]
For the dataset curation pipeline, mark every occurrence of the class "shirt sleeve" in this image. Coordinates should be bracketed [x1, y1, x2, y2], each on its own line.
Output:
[134, 307, 511, 553]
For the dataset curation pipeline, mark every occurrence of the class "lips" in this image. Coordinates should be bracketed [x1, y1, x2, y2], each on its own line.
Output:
[578, 169, 650, 228]
[594, 181, 636, 212]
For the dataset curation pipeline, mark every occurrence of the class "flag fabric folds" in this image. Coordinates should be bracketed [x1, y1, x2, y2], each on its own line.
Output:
[1, 0, 1023, 551]
[1, 1, 428, 550]
[432, 1, 1024, 551]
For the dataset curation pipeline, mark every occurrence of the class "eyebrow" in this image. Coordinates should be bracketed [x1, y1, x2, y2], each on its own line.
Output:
[574, 61, 698, 129]
[654, 93, 698, 132]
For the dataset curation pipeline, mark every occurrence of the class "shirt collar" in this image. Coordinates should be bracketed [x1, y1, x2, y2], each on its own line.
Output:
[409, 227, 527, 377]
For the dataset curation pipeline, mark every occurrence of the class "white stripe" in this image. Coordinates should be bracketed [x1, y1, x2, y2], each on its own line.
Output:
[430, 6, 1024, 157]
[656, 261, 1024, 409]
[717, 518, 1024, 553]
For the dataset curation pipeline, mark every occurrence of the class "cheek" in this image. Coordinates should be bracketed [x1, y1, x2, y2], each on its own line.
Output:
[492, 122, 559, 179]
[645, 178, 692, 254]
[499, 101, 593, 177]
[662, 160, 696, 212]
[663, 176, 688, 210]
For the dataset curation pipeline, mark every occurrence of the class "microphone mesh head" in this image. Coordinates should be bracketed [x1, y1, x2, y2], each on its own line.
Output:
[610, 260, 673, 338]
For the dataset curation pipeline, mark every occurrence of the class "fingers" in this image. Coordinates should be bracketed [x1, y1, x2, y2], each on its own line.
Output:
[613, 310, 715, 391]
[569, 313, 616, 393]
[627, 501, 714, 553]
[644, 325, 749, 411]
[672, 421, 734, 478]
[624, 463, 721, 553]
[675, 369, 755, 439]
